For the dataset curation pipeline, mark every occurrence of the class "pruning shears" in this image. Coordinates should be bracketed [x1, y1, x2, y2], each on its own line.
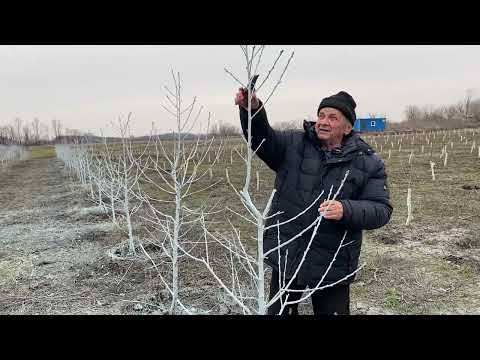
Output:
[248, 74, 259, 92]
[241, 75, 259, 100]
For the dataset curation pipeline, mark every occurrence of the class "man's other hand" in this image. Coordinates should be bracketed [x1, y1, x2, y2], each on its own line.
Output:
[319, 200, 344, 220]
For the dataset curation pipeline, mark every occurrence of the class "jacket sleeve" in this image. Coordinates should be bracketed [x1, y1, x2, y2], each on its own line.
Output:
[339, 157, 393, 231]
[239, 101, 288, 172]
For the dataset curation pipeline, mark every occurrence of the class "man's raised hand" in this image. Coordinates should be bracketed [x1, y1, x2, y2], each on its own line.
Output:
[235, 87, 260, 110]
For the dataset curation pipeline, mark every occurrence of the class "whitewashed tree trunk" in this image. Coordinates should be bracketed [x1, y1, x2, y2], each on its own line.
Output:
[405, 187, 412, 226]
[256, 170, 260, 191]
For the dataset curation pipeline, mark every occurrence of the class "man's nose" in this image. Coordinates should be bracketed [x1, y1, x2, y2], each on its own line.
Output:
[317, 118, 329, 126]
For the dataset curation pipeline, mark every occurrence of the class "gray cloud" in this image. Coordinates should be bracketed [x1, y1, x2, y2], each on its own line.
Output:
[1, 45, 479, 136]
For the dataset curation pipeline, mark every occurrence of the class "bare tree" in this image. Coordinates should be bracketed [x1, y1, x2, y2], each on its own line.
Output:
[404, 105, 422, 126]
[40, 122, 50, 143]
[8, 125, 16, 144]
[133, 70, 223, 314]
[52, 119, 63, 141]
[32, 118, 40, 144]
[14, 117, 22, 144]
[274, 119, 301, 131]
[22, 125, 31, 145]
[176, 45, 362, 315]
[113, 115, 150, 256]
[209, 121, 240, 137]
[55, 125, 150, 258]
[464, 89, 474, 123]
[0, 126, 9, 144]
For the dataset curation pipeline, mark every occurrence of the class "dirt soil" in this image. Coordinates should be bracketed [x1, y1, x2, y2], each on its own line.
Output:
[0, 156, 226, 315]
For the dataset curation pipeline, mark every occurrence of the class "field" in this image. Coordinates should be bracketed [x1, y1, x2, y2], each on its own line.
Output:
[1, 128, 480, 315]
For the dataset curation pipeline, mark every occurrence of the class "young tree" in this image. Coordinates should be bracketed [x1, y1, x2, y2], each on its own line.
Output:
[32, 118, 41, 144]
[61, 117, 152, 256]
[464, 89, 473, 123]
[178, 46, 362, 315]
[52, 119, 63, 141]
[133, 70, 224, 314]
[22, 125, 31, 145]
[14, 117, 22, 144]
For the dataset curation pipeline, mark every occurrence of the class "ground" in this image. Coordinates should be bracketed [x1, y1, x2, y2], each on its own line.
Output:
[0, 147, 240, 314]
[1, 149, 174, 314]
[1, 133, 480, 315]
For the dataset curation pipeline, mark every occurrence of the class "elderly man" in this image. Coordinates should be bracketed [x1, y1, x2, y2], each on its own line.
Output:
[235, 88, 393, 315]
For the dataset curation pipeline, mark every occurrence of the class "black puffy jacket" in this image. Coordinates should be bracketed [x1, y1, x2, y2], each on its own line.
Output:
[239, 104, 393, 286]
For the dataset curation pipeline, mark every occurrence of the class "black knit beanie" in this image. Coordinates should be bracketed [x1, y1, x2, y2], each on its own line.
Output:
[317, 91, 357, 126]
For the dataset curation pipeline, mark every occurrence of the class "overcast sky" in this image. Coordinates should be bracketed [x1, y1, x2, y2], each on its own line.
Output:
[1, 45, 479, 137]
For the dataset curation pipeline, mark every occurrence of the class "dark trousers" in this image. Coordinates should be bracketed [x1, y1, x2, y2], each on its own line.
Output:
[267, 270, 350, 315]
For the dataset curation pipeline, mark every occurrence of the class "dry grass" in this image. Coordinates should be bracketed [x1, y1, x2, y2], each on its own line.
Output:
[27, 145, 56, 159]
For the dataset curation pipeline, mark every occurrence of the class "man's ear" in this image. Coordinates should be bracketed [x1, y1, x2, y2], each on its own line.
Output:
[344, 122, 353, 135]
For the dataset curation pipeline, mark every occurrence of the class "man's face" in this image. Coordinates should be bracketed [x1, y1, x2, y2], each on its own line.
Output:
[315, 107, 352, 145]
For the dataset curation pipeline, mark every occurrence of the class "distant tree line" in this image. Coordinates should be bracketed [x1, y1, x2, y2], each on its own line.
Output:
[208, 121, 240, 137]
[392, 90, 480, 130]
[0, 117, 93, 145]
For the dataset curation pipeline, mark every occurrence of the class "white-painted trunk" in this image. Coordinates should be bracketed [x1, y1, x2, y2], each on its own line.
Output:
[98, 185, 103, 207]
[256, 218, 266, 315]
[124, 182, 135, 256]
[405, 188, 412, 226]
[85, 154, 95, 199]
[111, 188, 116, 223]
[171, 187, 181, 315]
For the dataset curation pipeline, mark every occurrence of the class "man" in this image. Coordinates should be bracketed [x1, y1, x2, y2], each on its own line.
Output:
[235, 88, 393, 315]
